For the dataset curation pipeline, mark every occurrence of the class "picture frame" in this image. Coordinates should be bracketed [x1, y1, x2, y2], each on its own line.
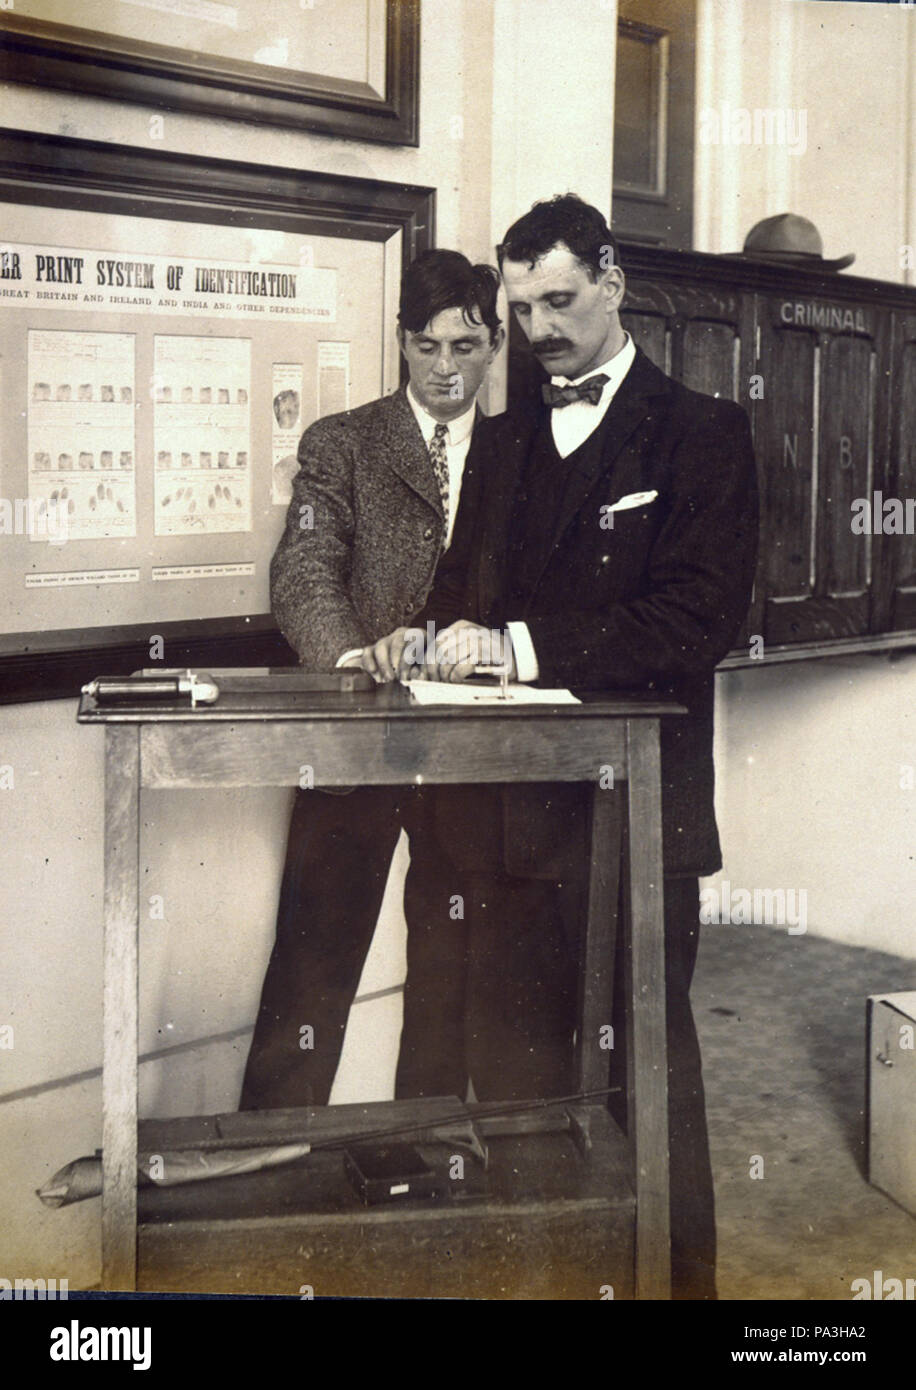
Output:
[613, 17, 669, 201]
[0, 0, 419, 146]
[0, 128, 435, 704]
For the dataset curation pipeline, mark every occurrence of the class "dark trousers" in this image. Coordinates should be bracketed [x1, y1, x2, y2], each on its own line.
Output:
[395, 852, 716, 1300]
[610, 875, 716, 1301]
[241, 788, 408, 1109]
[395, 863, 577, 1101]
[240, 785, 468, 1110]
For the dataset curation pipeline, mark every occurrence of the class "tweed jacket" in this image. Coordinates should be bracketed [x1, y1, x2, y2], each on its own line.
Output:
[420, 347, 760, 878]
[271, 386, 498, 670]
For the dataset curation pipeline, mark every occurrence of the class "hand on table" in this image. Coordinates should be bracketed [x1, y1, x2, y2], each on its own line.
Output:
[360, 627, 428, 683]
[358, 620, 517, 685]
[430, 620, 517, 684]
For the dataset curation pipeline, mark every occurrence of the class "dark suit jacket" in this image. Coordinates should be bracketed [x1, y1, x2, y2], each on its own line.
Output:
[271, 386, 499, 670]
[420, 346, 759, 878]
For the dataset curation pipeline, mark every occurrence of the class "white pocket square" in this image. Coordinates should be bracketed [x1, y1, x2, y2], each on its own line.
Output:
[604, 489, 658, 514]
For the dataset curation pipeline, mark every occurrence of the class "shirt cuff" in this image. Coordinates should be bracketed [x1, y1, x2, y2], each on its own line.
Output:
[336, 648, 363, 668]
[506, 621, 539, 682]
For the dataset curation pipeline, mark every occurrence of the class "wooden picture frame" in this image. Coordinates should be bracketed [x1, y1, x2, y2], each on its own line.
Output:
[612, 0, 696, 251]
[0, 129, 435, 704]
[0, 0, 419, 146]
[613, 17, 669, 201]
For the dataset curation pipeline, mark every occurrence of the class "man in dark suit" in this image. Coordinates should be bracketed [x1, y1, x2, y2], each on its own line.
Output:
[365, 195, 759, 1298]
[239, 250, 504, 1112]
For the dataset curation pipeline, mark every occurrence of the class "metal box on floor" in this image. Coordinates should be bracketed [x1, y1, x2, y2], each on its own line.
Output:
[868, 992, 916, 1217]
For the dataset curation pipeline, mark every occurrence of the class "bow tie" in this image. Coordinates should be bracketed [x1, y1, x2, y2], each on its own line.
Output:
[541, 373, 610, 408]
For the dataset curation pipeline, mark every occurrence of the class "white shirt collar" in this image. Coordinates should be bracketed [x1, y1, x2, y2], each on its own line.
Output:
[551, 332, 636, 391]
[406, 384, 476, 445]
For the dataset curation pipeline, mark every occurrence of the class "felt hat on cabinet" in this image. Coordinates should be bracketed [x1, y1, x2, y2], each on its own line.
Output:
[728, 213, 855, 272]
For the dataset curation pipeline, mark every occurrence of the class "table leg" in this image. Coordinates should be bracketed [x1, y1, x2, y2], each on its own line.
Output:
[577, 786, 622, 1094]
[102, 725, 140, 1291]
[625, 718, 670, 1300]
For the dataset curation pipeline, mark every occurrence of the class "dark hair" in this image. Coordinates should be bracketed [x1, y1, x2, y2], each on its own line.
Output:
[497, 194, 621, 281]
[398, 249, 501, 341]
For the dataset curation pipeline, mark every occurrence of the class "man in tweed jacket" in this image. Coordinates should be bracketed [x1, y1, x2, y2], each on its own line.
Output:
[240, 250, 504, 1111]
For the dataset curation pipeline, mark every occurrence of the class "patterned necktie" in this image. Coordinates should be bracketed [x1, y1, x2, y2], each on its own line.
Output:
[541, 373, 610, 408]
[428, 421, 450, 533]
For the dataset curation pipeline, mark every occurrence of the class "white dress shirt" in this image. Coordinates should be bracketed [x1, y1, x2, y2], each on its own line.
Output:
[549, 332, 637, 458]
[508, 332, 637, 681]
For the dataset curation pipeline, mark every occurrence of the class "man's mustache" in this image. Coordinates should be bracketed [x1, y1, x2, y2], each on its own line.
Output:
[532, 338, 573, 356]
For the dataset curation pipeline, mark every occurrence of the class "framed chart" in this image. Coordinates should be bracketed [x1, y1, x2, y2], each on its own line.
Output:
[0, 0, 420, 146]
[0, 129, 435, 702]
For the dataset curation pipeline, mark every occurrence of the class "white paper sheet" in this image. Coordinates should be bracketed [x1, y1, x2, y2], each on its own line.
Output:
[318, 340, 350, 417]
[405, 680, 580, 706]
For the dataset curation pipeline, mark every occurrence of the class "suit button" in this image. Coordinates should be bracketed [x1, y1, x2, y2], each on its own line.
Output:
[423, 526, 434, 540]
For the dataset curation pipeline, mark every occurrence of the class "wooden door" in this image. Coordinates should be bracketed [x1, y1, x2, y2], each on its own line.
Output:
[752, 292, 887, 646]
[878, 310, 916, 634]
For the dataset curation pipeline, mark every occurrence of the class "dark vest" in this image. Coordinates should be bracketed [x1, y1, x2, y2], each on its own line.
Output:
[505, 406, 615, 614]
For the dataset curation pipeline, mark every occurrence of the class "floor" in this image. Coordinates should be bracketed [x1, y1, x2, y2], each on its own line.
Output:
[8, 914, 915, 1300]
[135, 923, 916, 1301]
[694, 922, 916, 1301]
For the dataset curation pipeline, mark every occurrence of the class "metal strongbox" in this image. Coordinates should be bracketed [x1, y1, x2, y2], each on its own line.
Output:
[868, 992, 916, 1216]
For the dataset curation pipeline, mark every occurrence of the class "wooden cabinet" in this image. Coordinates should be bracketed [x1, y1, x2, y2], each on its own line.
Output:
[749, 291, 889, 647]
[620, 244, 916, 660]
[511, 242, 916, 663]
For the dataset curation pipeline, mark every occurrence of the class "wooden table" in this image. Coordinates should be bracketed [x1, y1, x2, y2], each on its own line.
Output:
[77, 676, 684, 1299]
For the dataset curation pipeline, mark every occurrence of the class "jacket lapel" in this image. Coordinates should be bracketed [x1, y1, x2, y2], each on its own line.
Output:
[545, 348, 668, 554]
[476, 407, 540, 621]
[380, 387, 443, 517]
